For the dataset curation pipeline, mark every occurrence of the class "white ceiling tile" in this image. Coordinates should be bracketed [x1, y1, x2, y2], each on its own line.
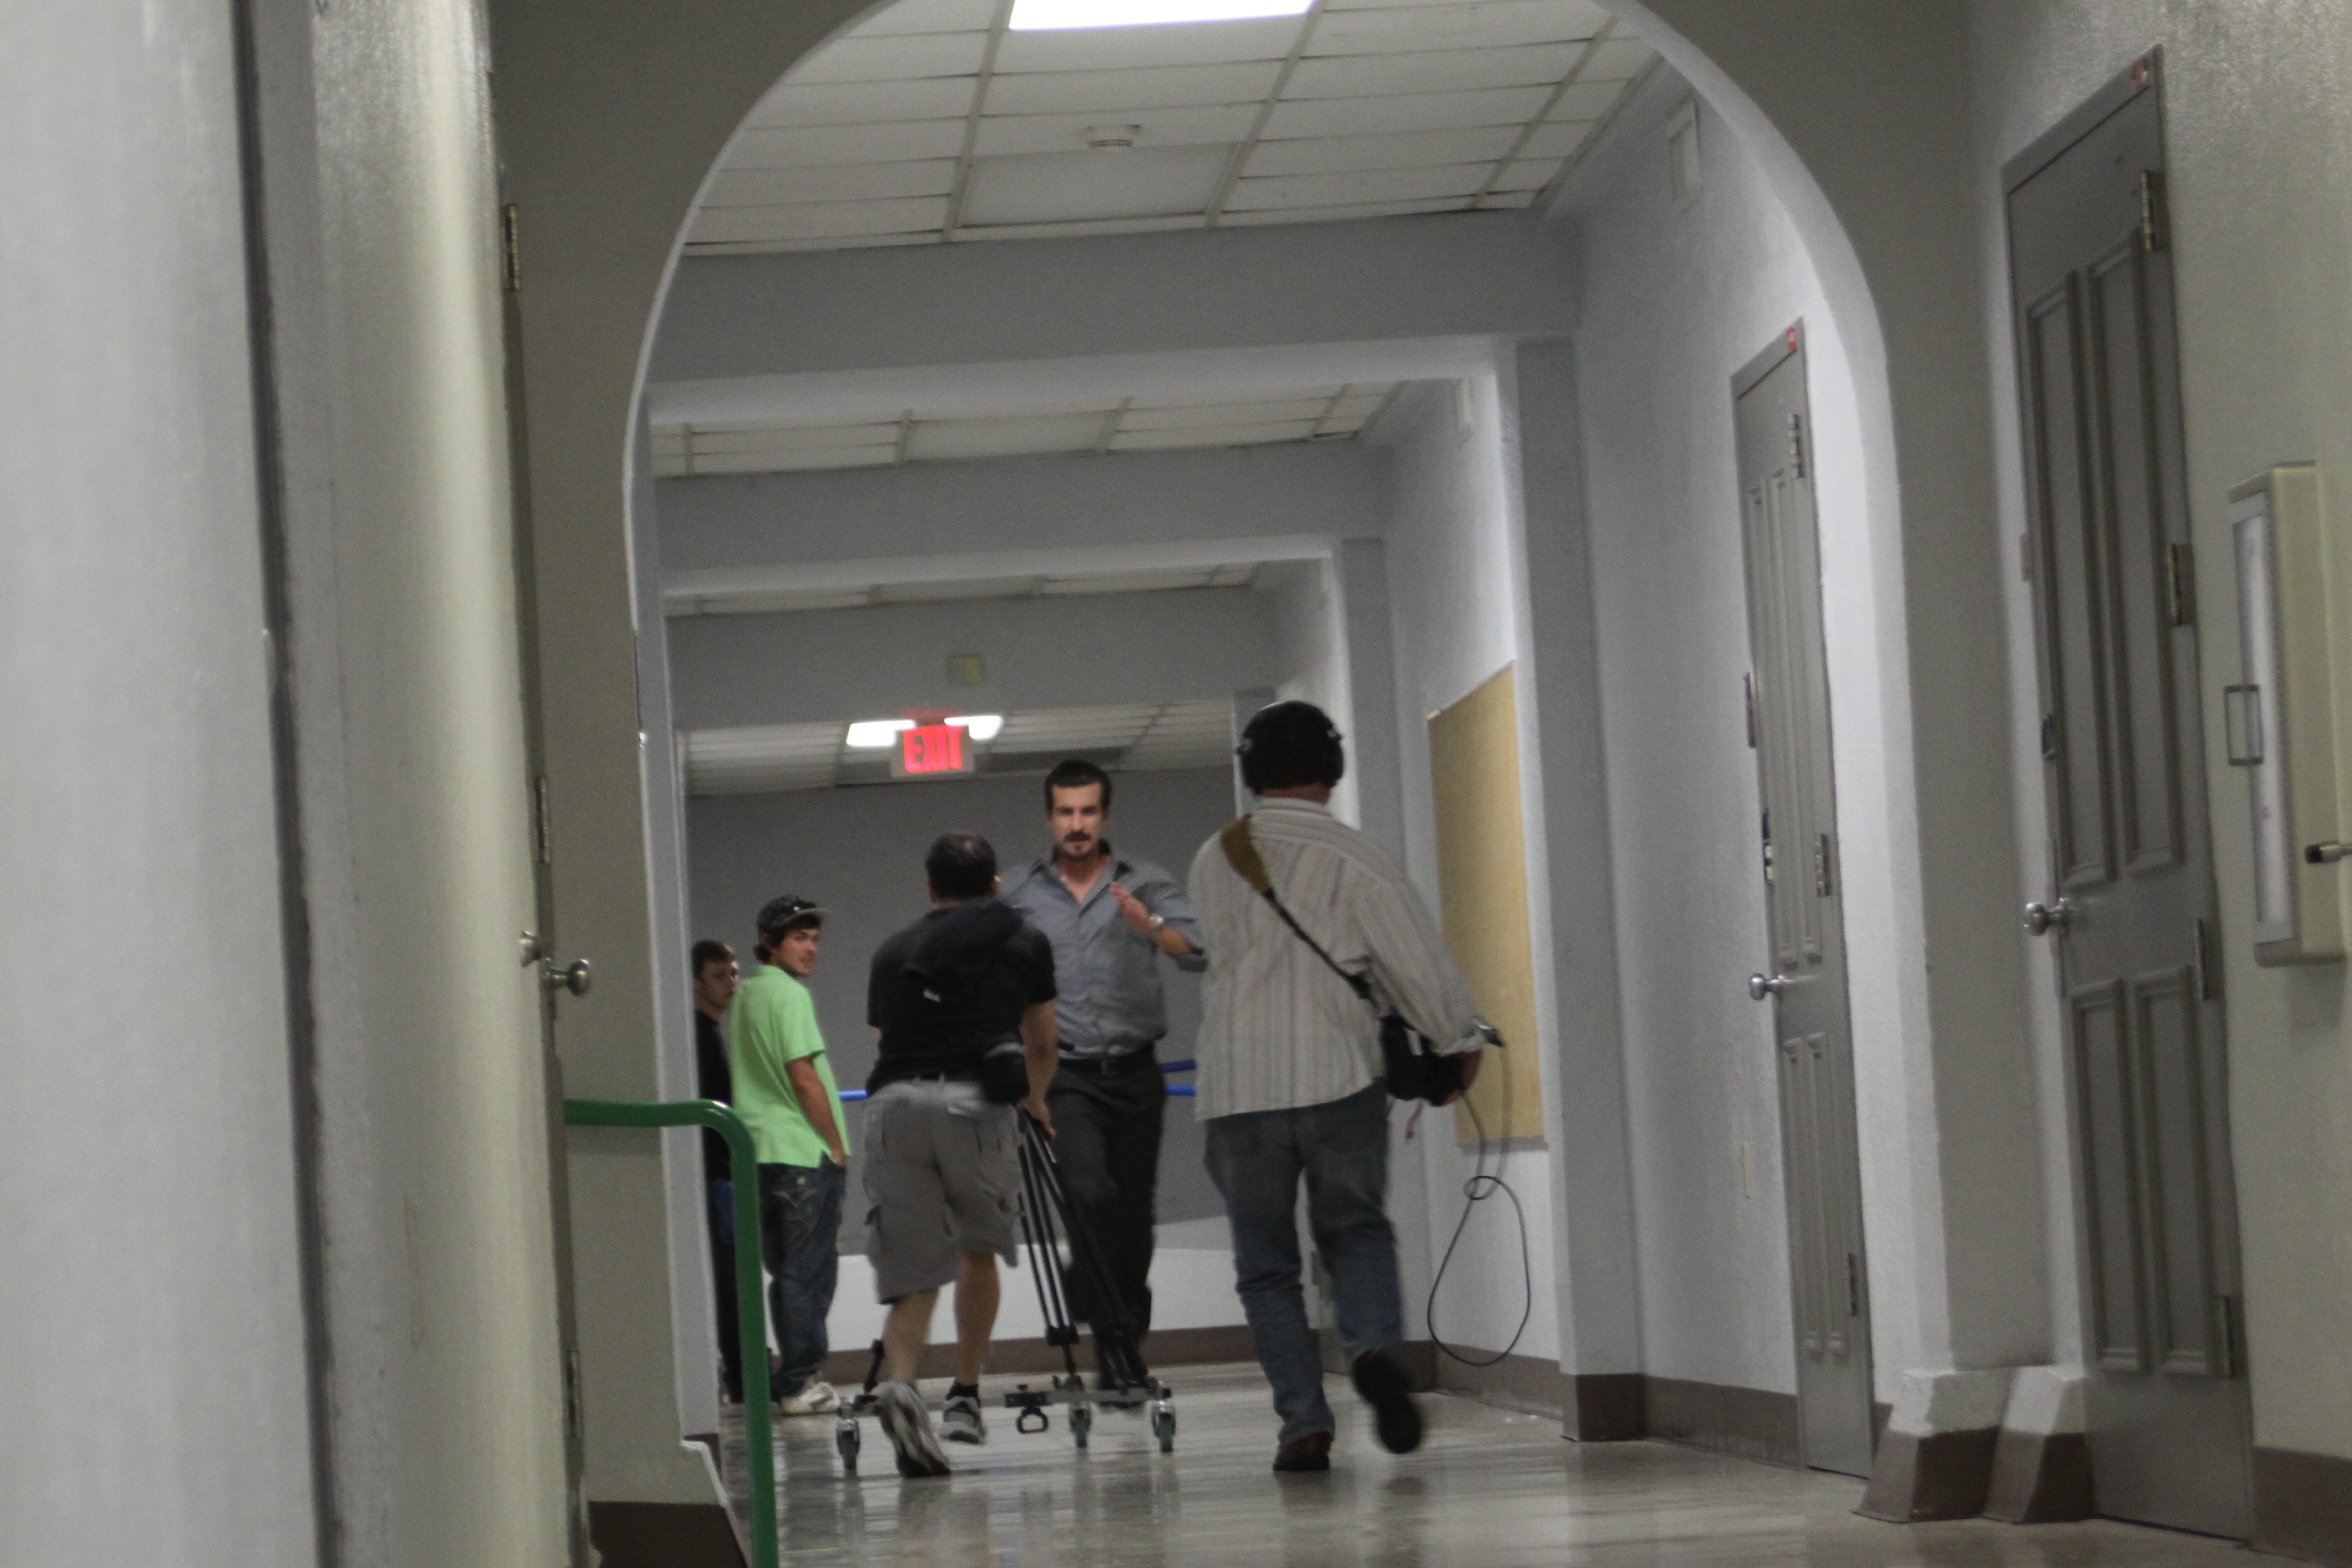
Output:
[651, 429, 689, 453]
[874, 576, 1048, 602]
[692, 447, 896, 473]
[983, 61, 1282, 115]
[685, 232, 944, 255]
[691, 423, 901, 453]
[727, 119, 970, 168]
[1477, 187, 1537, 208]
[1516, 118, 1592, 160]
[1284, 43, 1581, 98]
[745, 77, 978, 128]
[906, 412, 1109, 460]
[963, 144, 1230, 225]
[1038, 567, 1217, 594]
[703, 159, 959, 206]
[1575, 34, 1657, 81]
[689, 196, 948, 245]
[951, 213, 1208, 242]
[905, 396, 1119, 420]
[1324, 392, 1389, 418]
[1126, 385, 1341, 408]
[1110, 420, 1318, 449]
[1244, 124, 1519, 175]
[1225, 161, 1487, 209]
[1218, 195, 1464, 224]
[1490, 155, 1563, 192]
[654, 453, 691, 477]
[1548, 77, 1625, 121]
[850, 0, 1004, 35]
[1306, 1, 1605, 56]
[973, 104, 1260, 154]
[1260, 85, 1550, 139]
[1122, 397, 1334, 429]
[785, 31, 990, 82]
[993, 16, 1301, 72]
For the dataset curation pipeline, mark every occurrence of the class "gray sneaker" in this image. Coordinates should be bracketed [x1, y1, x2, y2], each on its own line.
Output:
[941, 1389, 987, 1445]
[874, 1380, 952, 1478]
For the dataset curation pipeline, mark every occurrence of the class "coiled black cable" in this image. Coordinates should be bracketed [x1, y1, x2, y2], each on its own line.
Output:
[1422, 1046, 1533, 1368]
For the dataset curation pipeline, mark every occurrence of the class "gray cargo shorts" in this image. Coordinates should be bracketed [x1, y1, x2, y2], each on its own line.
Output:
[861, 1078, 1021, 1302]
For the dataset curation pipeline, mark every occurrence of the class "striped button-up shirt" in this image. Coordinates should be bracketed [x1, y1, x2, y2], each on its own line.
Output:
[1188, 798, 1478, 1118]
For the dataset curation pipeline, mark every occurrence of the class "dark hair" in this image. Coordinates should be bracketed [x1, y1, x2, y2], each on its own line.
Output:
[925, 832, 999, 901]
[1043, 758, 1113, 815]
[754, 895, 824, 955]
[1236, 700, 1346, 792]
[690, 939, 735, 976]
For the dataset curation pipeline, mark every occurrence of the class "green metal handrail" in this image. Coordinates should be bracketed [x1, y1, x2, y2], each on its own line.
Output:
[563, 1098, 776, 1568]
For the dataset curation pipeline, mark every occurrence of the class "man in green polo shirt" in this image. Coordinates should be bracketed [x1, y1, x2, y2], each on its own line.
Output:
[730, 894, 852, 1415]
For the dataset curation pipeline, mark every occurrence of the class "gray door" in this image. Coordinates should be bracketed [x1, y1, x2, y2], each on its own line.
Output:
[2005, 57, 2252, 1538]
[1734, 328, 1875, 1479]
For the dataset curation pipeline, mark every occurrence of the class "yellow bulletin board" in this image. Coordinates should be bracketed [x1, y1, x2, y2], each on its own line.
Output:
[1427, 664, 1546, 1142]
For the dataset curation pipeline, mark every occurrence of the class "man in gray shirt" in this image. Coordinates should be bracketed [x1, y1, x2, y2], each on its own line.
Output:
[1004, 759, 1204, 1354]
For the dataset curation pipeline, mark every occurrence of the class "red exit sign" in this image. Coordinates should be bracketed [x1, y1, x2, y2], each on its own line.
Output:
[893, 723, 974, 779]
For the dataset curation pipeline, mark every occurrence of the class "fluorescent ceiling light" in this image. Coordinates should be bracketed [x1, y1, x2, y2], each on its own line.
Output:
[1009, 0, 1310, 31]
[845, 719, 915, 748]
[949, 714, 1005, 741]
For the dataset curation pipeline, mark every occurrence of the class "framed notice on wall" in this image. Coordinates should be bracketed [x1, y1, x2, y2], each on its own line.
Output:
[1427, 664, 1546, 1141]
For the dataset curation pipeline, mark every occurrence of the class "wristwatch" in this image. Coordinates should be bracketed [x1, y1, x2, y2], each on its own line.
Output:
[1148, 914, 1167, 932]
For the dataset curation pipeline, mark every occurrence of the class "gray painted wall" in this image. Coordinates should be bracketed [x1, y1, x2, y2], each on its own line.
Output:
[686, 767, 1238, 1234]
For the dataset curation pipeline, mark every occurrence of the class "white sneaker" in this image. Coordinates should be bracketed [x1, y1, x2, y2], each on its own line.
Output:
[875, 1380, 952, 1478]
[941, 1389, 986, 1445]
[777, 1379, 842, 1416]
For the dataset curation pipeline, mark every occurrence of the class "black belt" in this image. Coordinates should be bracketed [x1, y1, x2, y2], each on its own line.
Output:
[1059, 1049, 1156, 1078]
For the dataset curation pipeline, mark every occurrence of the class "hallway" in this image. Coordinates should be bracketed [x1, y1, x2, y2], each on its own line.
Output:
[720, 1365, 2247, 1568]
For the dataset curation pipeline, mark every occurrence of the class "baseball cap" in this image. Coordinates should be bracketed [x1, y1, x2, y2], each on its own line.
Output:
[755, 895, 827, 941]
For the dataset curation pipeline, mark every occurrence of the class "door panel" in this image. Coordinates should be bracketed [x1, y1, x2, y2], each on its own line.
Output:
[2007, 62, 2251, 1537]
[1735, 330, 1874, 1478]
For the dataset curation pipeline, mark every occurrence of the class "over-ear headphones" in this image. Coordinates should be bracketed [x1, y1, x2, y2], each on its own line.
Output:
[1235, 700, 1345, 791]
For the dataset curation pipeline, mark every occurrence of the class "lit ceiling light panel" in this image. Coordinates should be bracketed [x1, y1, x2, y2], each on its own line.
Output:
[845, 719, 916, 748]
[948, 714, 1005, 741]
[1008, 0, 1310, 30]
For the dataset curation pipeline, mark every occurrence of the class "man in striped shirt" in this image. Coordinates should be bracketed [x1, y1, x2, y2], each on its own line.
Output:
[1188, 701, 1484, 1473]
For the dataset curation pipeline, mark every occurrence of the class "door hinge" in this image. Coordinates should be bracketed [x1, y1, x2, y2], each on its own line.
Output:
[1813, 832, 1836, 898]
[1761, 810, 1776, 884]
[501, 202, 523, 293]
[1788, 413, 1807, 479]
[532, 774, 553, 866]
[2138, 170, 2167, 253]
[1744, 671, 1759, 749]
[2164, 540, 2194, 626]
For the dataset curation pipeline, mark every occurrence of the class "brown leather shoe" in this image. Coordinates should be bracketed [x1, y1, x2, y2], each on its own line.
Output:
[1272, 1430, 1333, 1472]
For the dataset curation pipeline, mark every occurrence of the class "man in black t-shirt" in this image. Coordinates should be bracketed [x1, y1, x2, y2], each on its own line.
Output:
[690, 939, 746, 1403]
[860, 833, 1058, 1478]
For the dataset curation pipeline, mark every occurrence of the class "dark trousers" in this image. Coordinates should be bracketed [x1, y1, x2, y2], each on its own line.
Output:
[1047, 1052, 1165, 1340]
[708, 1179, 745, 1402]
[757, 1160, 845, 1397]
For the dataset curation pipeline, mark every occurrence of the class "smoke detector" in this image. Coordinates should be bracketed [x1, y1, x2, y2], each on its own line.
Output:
[1083, 124, 1141, 152]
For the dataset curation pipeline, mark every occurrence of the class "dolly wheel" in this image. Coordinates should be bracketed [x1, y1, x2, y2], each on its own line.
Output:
[1152, 1400, 1176, 1453]
[836, 1416, 861, 1474]
[1070, 1402, 1093, 1449]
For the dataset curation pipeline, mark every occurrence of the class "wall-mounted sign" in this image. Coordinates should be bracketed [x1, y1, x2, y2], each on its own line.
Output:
[893, 723, 974, 779]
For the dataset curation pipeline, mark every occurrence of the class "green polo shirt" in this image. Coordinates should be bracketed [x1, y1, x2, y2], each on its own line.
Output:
[727, 964, 849, 1168]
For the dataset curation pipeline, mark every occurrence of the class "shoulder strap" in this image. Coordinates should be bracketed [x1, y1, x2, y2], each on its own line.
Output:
[1219, 815, 1373, 1005]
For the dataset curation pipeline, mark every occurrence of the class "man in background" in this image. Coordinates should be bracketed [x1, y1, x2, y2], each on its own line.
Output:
[1005, 759, 1202, 1359]
[860, 833, 1057, 1477]
[690, 939, 745, 1403]
[1190, 701, 1484, 1473]
[730, 896, 852, 1416]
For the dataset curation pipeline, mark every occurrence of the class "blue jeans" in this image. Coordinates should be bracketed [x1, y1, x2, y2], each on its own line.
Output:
[1204, 1085, 1402, 1444]
[757, 1161, 845, 1397]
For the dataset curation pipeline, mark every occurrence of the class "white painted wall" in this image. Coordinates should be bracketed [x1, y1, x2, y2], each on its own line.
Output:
[0, 8, 318, 1563]
[1562, 71, 1920, 1401]
[1379, 375, 1567, 1366]
[1967, 0, 2352, 1468]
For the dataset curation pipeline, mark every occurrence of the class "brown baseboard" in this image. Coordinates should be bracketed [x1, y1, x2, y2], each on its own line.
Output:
[819, 1323, 1256, 1385]
[2254, 1446, 2352, 1567]
[1858, 1427, 2000, 1521]
[1429, 1348, 1567, 1419]
[588, 1502, 744, 1568]
[1981, 1428, 2092, 1523]
[1644, 1374, 1802, 1466]
[1571, 1373, 1646, 1440]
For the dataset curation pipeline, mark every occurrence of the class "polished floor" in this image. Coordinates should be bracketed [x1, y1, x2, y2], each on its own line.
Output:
[724, 1364, 2252, 1568]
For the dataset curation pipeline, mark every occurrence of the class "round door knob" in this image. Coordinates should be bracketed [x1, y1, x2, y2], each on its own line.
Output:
[1748, 973, 1788, 1001]
[542, 958, 593, 997]
[2022, 899, 2075, 936]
